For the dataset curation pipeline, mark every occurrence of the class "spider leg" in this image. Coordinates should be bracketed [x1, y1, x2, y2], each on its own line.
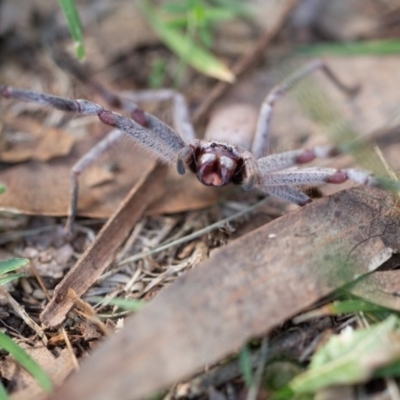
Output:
[50, 50, 196, 142]
[65, 129, 124, 233]
[91, 89, 194, 163]
[257, 145, 338, 174]
[259, 167, 378, 187]
[0, 86, 187, 232]
[53, 50, 191, 152]
[261, 185, 311, 205]
[251, 60, 359, 159]
[0, 86, 185, 163]
[120, 90, 195, 142]
[176, 140, 201, 175]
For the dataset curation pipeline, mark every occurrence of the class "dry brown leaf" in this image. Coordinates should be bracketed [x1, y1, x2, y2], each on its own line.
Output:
[40, 164, 166, 327]
[347, 270, 400, 311]
[50, 186, 400, 400]
[1, 117, 75, 163]
[11, 349, 74, 400]
[3, 344, 74, 400]
[0, 127, 221, 218]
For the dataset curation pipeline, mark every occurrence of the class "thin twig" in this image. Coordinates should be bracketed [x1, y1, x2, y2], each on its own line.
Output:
[69, 288, 112, 336]
[61, 327, 79, 371]
[29, 263, 51, 301]
[0, 286, 48, 345]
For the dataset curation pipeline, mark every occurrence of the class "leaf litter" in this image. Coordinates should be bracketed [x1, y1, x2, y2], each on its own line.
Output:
[50, 186, 400, 400]
[0, 0, 400, 399]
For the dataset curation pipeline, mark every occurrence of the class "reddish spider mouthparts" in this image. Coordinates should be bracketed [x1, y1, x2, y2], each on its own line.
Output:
[191, 142, 240, 187]
[0, 61, 385, 234]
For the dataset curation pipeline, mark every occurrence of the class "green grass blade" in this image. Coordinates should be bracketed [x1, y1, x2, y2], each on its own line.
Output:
[239, 344, 253, 387]
[330, 299, 390, 315]
[288, 316, 400, 394]
[0, 332, 53, 393]
[0, 381, 9, 400]
[164, 6, 239, 29]
[0, 258, 29, 275]
[0, 184, 6, 195]
[88, 296, 144, 311]
[0, 273, 25, 286]
[58, 0, 85, 59]
[140, 2, 234, 82]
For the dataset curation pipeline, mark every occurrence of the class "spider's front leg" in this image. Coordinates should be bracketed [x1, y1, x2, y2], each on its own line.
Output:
[256, 166, 379, 207]
[176, 141, 199, 176]
[0, 86, 188, 233]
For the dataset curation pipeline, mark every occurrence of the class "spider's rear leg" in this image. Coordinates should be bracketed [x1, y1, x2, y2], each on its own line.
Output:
[65, 129, 125, 234]
[251, 60, 360, 160]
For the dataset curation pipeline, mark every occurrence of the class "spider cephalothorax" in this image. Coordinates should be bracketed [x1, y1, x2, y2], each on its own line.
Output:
[0, 60, 382, 233]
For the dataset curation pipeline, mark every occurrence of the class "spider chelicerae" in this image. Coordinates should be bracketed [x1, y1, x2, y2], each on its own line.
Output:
[0, 60, 380, 233]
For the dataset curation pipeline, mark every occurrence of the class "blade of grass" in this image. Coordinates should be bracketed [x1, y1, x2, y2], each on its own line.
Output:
[288, 316, 400, 394]
[163, 6, 242, 29]
[0, 258, 29, 275]
[140, 2, 234, 82]
[58, 0, 85, 59]
[88, 296, 144, 312]
[0, 381, 9, 400]
[0, 273, 25, 286]
[239, 344, 253, 387]
[331, 299, 391, 315]
[0, 332, 53, 393]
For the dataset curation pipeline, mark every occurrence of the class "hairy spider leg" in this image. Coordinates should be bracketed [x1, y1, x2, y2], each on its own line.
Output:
[257, 145, 339, 174]
[70, 89, 195, 233]
[264, 185, 311, 206]
[0, 86, 187, 233]
[251, 60, 360, 159]
[51, 49, 196, 142]
[119, 90, 195, 142]
[66, 129, 124, 233]
[257, 166, 377, 205]
[67, 89, 196, 232]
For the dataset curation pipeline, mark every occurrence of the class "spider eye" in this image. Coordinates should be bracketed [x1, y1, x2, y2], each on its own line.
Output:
[210, 142, 217, 148]
[227, 146, 233, 153]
